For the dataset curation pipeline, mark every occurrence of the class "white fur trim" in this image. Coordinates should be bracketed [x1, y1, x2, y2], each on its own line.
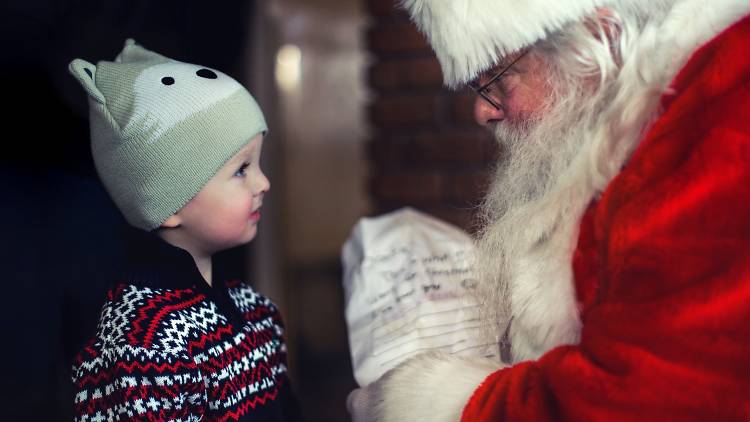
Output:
[398, 0, 750, 87]
[371, 352, 504, 422]
[399, 0, 607, 86]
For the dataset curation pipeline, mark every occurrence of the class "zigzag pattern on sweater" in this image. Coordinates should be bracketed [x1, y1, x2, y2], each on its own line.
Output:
[72, 282, 288, 421]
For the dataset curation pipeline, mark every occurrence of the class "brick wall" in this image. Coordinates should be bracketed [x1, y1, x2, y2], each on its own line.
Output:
[365, 0, 498, 233]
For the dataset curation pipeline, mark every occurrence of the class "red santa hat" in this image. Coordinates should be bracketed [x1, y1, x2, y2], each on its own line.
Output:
[399, 0, 661, 87]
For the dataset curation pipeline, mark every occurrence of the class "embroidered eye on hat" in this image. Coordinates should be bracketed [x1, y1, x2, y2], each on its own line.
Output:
[68, 39, 267, 230]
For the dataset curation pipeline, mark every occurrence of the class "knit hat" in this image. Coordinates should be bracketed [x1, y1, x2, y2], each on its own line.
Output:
[68, 39, 267, 230]
[399, 0, 658, 87]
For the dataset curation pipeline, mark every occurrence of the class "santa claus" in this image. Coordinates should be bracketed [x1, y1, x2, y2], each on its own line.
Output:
[348, 0, 750, 420]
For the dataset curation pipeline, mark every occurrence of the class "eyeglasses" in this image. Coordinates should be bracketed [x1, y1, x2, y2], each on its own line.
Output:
[468, 50, 529, 111]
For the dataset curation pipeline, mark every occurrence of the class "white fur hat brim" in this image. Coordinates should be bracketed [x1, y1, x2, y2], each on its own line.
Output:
[400, 0, 609, 87]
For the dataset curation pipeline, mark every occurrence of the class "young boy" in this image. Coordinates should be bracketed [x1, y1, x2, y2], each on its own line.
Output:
[68, 39, 300, 421]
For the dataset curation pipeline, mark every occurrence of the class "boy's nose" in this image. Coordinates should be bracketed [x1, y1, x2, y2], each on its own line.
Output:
[254, 171, 270, 195]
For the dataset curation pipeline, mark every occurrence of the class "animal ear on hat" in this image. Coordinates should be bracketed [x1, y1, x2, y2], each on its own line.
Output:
[115, 38, 171, 64]
[68, 58, 106, 104]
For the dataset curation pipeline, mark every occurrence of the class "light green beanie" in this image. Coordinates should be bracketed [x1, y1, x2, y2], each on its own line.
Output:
[68, 39, 267, 231]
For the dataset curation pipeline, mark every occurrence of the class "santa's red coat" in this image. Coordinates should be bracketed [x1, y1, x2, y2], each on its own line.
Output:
[462, 15, 750, 421]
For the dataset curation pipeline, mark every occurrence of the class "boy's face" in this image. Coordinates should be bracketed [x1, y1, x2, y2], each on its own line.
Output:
[167, 134, 269, 255]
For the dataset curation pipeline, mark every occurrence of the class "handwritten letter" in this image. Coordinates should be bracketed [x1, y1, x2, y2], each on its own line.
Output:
[342, 208, 499, 386]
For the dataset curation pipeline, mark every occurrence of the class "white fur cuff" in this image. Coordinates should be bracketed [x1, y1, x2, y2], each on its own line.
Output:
[371, 352, 505, 422]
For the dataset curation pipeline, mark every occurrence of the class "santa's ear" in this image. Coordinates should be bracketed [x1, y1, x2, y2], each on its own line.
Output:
[160, 214, 182, 229]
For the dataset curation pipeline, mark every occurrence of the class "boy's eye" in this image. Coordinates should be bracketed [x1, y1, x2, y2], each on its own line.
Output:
[235, 163, 250, 177]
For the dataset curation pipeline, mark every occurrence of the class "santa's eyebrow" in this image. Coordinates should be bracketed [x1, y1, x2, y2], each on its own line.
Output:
[495, 50, 528, 70]
[476, 59, 511, 81]
[494, 58, 512, 69]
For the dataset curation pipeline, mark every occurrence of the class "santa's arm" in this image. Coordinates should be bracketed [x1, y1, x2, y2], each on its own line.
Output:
[374, 196, 750, 422]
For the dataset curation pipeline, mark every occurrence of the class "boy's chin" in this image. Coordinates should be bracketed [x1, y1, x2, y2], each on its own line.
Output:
[235, 225, 259, 246]
[206, 227, 258, 254]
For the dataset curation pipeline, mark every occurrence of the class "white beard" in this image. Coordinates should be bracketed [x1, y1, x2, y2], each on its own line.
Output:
[475, 63, 594, 361]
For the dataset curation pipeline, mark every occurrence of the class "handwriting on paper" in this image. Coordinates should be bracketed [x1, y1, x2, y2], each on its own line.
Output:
[343, 208, 500, 386]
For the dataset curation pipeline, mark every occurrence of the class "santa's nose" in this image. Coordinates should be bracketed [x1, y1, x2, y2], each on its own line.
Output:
[473, 95, 504, 127]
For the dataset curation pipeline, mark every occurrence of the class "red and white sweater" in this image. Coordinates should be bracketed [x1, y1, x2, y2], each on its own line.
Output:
[71, 229, 300, 421]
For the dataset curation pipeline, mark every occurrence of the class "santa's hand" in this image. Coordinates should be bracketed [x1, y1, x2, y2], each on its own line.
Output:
[346, 387, 369, 422]
[346, 352, 505, 422]
[347, 380, 384, 422]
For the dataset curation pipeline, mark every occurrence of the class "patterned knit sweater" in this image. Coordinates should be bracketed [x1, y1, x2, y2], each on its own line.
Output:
[71, 229, 300, 421]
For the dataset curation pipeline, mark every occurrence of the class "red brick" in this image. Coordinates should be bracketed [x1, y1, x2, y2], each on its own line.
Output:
[371, 171, 442, 203]
[443, 170, 494, 203]
[370, 94, 438, 128]
[410, 131, 493, 165]
[370, 57, 443, 91]
[367, 22, 431, 54]
[366, 0, 399, 17]
[364, 2, 505, 224]
[423, 206, 479, 233]
[451, 92, 478, 124]
[368, 136, 412, 167]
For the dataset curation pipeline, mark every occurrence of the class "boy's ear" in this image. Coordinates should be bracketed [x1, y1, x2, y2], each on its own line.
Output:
[116, 38, 171, 64]
[161, 214, 182, 229]
[68, 59, 106, 104]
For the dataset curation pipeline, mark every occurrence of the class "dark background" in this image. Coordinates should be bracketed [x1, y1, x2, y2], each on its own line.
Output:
[0, 1, 258, 419]
[0, 1, 494, 419]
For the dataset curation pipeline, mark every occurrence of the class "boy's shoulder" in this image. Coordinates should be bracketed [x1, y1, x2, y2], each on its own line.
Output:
[78, 279, 285, 365]
[93, 282, 226, 353]
[71, 283, 204, 382]
[95, 280, 283, 347]
[224, 279, 280, 317]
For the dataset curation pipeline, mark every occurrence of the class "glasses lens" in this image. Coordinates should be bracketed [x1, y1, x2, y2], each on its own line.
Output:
[467, 77, 500, 110]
